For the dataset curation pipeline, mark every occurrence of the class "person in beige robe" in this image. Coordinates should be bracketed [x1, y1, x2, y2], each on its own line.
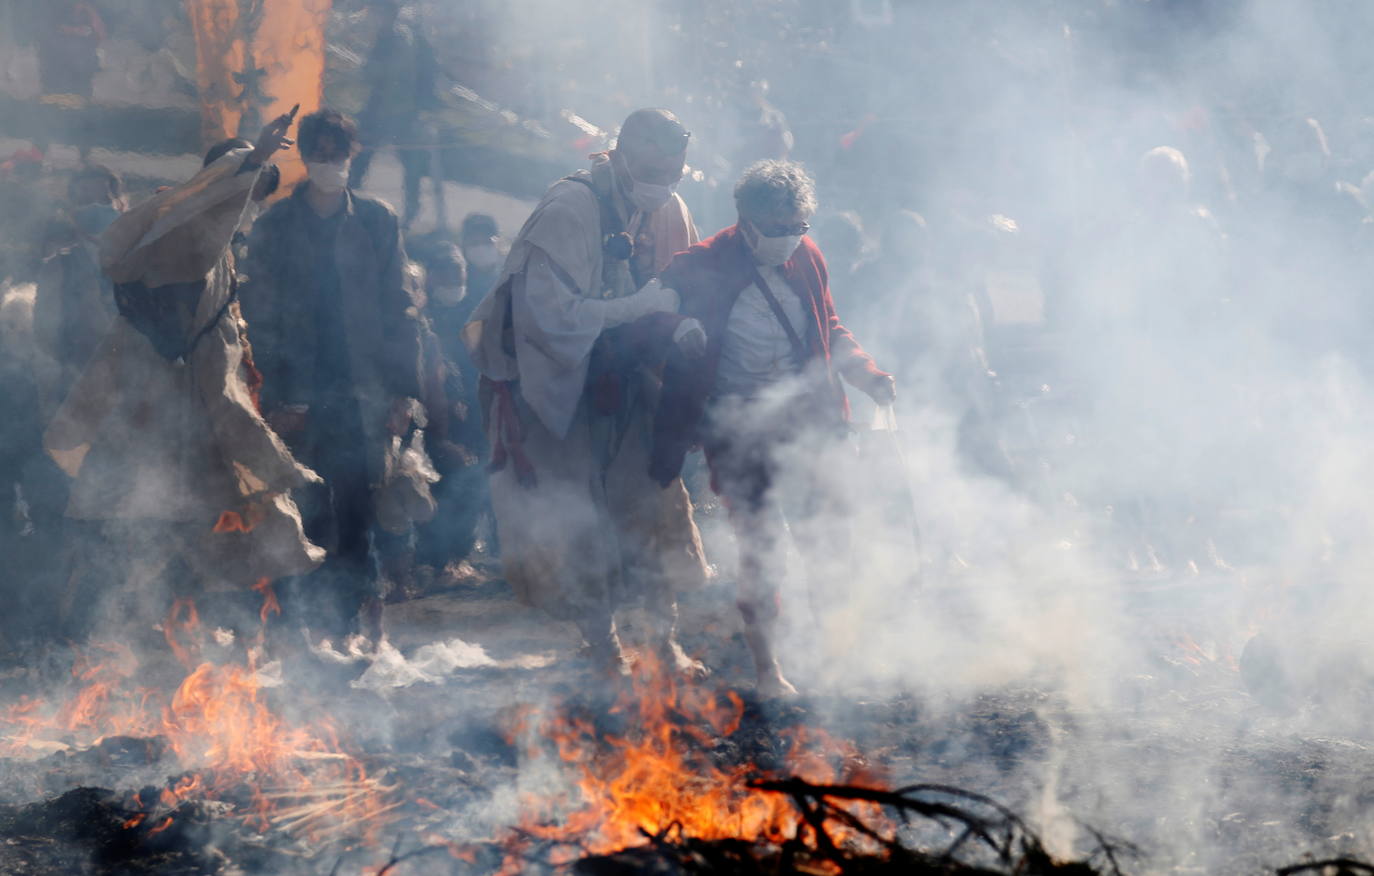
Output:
[464, 108, 710, 674]
[43, 114, 323, 639]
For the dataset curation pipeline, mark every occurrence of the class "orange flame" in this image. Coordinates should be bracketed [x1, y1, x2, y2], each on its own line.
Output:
[510, 653, 888, 857]
[163, 598, 202, 668]
[212, 506, 264, 534]
[251, 578, 281, 624]
[0, 589, 395, 843]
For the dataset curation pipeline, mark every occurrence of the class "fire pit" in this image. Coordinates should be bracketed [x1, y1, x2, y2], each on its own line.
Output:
[0, 581, 1370, 876]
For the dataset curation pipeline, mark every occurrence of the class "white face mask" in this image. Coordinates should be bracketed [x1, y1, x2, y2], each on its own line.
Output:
[430, 284, 466, 307]
[621, 159, 677, 213]
[630, 180, 675, 213]
[465, 242, 501, 271]
[306, 160, 350, 193]
[747, 223, 803, 266]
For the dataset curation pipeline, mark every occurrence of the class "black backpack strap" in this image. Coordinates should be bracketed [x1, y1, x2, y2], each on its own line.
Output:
[564, 171, 633, 263]
[113, 276, 236, 363]
[186, 278, 237, 357]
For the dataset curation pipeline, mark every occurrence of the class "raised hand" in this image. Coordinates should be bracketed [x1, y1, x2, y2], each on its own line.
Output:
[672, 317, 707, 358]
[250, 103, 299, 164]
[868, 374, 897, 405]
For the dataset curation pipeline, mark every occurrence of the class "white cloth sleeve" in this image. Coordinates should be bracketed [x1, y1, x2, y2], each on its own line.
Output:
[513, 246, 608, 371]
[602, 278, 679, 327]
[99, 147, 259, 282]
[506, 246, 607, 438]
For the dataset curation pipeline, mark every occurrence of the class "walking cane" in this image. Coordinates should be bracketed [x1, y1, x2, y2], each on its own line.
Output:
[871, 404, 924, 582]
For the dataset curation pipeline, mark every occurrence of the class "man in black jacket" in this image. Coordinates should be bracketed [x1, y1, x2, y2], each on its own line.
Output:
[241, 109, 426, 648]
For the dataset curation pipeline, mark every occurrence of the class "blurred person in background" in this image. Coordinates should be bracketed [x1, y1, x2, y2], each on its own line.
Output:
[854, 209, 1002, 478]
[33, 165, 124, 418]
[1064, 144, 1235, 574]
[0, 149, 51, 286]
[847, 210, 942, 378]
[407, 234, 487, 580]
[1262, 117, 1336, 213]
[808, 210, 866, 301]
[348, 0, 441, 229]
[35, 1, 106, 101]
[459, 212, 503, 304]
[0, 283, 68, 647]
[650, 160, 894, 697]
[43, 116, 323, 644]
[463, 108, 709, 676]
[242, 109, 426, 650]
[731, 79, 794, 172]
[454, 212, 504, 453]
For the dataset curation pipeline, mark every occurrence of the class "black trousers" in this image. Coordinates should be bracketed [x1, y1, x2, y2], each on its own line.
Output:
[279, 401, 380, 640]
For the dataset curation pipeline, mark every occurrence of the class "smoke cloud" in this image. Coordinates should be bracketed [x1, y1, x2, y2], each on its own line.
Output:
[9, 1, 1374, 872]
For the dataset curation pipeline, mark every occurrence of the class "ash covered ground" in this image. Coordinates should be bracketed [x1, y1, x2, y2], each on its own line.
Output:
[0, 555, 1370, 875]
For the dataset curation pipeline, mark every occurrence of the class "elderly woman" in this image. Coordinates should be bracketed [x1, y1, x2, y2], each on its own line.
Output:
[650, 160, 895, 696]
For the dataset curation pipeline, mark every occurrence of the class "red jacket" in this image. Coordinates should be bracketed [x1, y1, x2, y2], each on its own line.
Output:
[649, 224, 889, 485]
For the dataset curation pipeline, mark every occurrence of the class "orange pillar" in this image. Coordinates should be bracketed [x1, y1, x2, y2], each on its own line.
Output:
[251, 0, 334, 187]
[185, 0, 333, 186]
[184, 0, 245, 148]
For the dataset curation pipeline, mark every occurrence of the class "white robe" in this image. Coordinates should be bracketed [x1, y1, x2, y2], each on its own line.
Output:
[461, 161, 705, 619]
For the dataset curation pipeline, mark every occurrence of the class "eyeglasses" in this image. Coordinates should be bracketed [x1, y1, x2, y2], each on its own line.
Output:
[753, 220, 811, 238]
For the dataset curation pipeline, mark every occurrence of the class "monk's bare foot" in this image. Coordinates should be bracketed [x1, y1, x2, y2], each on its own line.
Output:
[755, 665, 798, 699]
[659, 638, 710, 680]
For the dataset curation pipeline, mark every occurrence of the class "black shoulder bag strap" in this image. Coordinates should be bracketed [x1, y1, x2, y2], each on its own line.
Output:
[564, 171, 642, 284]
[745, 261, 810, 368]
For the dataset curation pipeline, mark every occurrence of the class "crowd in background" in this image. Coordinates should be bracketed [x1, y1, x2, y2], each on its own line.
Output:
[3, 0, 1374, 654]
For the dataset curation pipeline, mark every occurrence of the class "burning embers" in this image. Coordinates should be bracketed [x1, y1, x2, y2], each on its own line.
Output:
[496, 654, 1127, 874]
[0, 589, 396, 848]
[504, 652, 892, 865]
[0, 604, 1121, 874]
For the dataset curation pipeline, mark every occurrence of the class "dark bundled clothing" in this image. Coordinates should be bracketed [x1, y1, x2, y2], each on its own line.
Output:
[0, 349, 68, 639]
[113, 277, 235, 362]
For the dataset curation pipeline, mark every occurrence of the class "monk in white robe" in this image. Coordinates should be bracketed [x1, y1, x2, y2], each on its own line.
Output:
[464, 109, 710, 672]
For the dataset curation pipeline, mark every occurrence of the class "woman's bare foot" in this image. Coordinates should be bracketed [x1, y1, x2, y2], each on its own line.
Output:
[756, 664, 799, 699]
[743, 622, 796, 698]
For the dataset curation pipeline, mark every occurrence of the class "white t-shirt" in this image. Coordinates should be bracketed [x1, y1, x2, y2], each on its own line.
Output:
[714, 265, 807, 397]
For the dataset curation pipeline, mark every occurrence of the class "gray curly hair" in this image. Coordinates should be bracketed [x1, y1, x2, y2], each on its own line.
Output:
[733, 159, 818, 221]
